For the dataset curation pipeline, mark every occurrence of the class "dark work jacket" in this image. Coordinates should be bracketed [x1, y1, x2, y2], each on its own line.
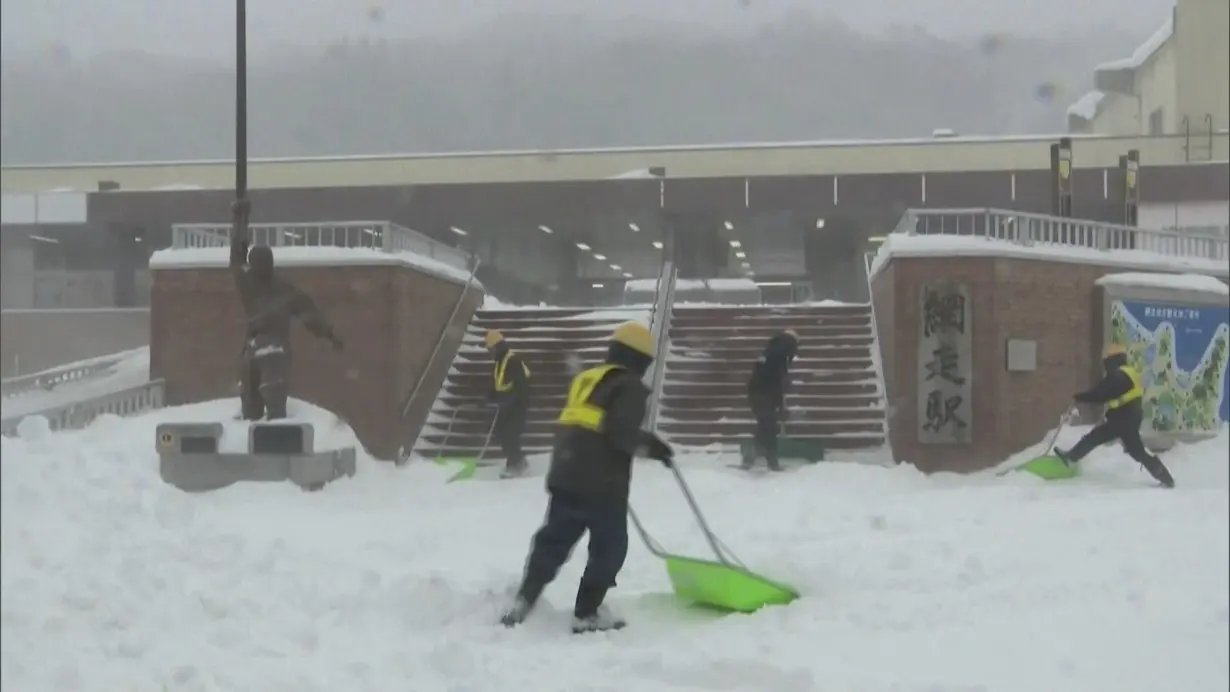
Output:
[546, 342, 653, 509]
[489, 342, 530, 412]
[747, 332, 798, 409]
[1074, 353, 1143, 428]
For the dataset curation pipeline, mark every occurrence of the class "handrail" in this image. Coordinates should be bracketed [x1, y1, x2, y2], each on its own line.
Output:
[1, 379, 165, 437]
[644, 260, 678, 434]
[399, 258, 483, 422]
[863, 251, 891, 444]
[1, 347, 148, 399]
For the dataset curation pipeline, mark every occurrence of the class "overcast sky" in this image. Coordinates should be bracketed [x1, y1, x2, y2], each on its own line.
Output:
[2, 0, 1173, 61]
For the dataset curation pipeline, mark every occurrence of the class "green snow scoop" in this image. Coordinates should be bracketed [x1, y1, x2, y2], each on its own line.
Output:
[433, 407, 498, 483]
[629, 460, 800, 614]
[998, 408, 1082, 481]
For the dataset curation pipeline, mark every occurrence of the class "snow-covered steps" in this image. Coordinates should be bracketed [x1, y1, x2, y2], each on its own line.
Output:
[411, 307, 651, 460]
[658, 303, 887, 451]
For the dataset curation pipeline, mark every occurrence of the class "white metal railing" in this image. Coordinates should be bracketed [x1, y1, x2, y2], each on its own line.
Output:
[895, 208, 1229, 262]
[644, 260, 679, 433]
[171, 221, 474, 273]
[1, 349, 145, 399]
[1, 380, 165, 437]
[863, 252, 891, 443]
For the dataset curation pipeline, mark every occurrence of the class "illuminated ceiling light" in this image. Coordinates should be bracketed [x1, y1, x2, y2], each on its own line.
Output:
[652, 241, 664, 249]
[593, 253, 607, 261]
[592, 282, 605, 288]
[449, 226, 467, 236]
[746, 271, 756, 277]
[741, 261, 751, 268]
[628, 223, 640, 232]
[622, 272, 633, 278]
[576, 242, 591, 251]
[729, 240, 742, 248]
[609, 264, 621, 270]
[724, 221, 734, 230]
[868, 236, 887, 243]
[755, 281, 793, 287]
[816, 218, 826, 229]
[28, 234, 60, 244]
[735, 251, 746, 259]
[538, 225, 553, 234]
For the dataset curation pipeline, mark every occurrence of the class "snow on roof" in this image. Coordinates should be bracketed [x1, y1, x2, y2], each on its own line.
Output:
[868, 234, 1230, 280]
[1096, 17, 1173, 72]
[1066, 91, 1106, 121]
[1094, 272, 1230, 296]
[148, 246, 479, 287]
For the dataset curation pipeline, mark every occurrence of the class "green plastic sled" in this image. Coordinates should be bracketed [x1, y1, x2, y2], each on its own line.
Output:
[1015, 454, 1081, 481]
[434, 457, 478, 483]
[663, 554, 800, 613]
[739, 437, 826, 464]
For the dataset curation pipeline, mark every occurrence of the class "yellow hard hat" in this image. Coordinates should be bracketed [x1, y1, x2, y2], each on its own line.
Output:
[484, 330, 504, 348]
[1103, 343, 1127, 358]
[612, 321, 655, 357]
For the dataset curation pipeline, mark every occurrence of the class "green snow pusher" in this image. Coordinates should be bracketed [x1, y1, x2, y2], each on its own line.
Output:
[998, 408, 1082, 481]
[431, 407, 498, 483]
[630, 463, 800, 614]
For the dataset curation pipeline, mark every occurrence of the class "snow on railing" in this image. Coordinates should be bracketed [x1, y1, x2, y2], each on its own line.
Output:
[863, 252, 891, 442]
[1, 380, 165, 437]
[170, 220, 474, 273]
[1, 348, 147, 399]
[644, 261, 679, 434]
[895, 208, 1229, 262]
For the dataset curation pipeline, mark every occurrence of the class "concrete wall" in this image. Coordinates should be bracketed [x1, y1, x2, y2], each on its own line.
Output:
[0, 308, 150, 377]
[1176, 0, 1230, 133]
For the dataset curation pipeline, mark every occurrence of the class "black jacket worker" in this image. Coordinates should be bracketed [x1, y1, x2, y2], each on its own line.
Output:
[743, 329, 799, 471]
[485, 330, 531, 475]
[1056, 343, 1174, 488]
[500, 321, 674, 634]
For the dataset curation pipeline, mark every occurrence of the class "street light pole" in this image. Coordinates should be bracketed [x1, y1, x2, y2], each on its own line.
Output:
[235, 0, 248, 199]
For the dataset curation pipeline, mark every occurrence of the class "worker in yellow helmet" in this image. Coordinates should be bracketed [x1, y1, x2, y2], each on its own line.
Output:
[500, 321, 674, 634]
[1055, 343, 1174, 488]
[484, 329, 532, 478]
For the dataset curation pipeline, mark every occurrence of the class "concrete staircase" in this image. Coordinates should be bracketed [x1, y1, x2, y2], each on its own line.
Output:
[656, 304, 886, 451]
[411, 306, 650, 460]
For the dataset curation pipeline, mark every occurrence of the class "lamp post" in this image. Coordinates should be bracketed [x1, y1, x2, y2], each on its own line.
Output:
[235, 0, 248, 199]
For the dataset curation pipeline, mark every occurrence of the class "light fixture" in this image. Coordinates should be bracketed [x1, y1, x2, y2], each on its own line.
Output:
[729, 240, 742, 248]
[741, 261, 751, 269]
[449, 226, 467, 236]
[735, 251, 746, 259]
[652, 241, 664, 249]
[755, 281, 793, 287]
[609, 263, 621, 270]
[133, 236, 143, 243]
[724, 221, 734, 230]
[594, 253, 607, 261]
[576, 242, 591, 251]
[622, 272, 633, 278]
[538, 225, 553, 234]
[816, 218, 826, 229]
[592, 282, 605, 288]
[362, 227, 378, 236]
[28, 234, 60, 244]
[628, 223, 640, 232]
[868, 236, 887, 243]
[746, 271, 755, 277]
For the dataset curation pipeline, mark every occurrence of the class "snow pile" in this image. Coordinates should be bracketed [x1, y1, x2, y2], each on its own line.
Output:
[1, 404, 1226, 692]
[149, 246, 477, 287]
[1096, 17, 1173, 72]
[1, 348, 152, 421]
[1067, 90, 1106, 120]
[1095, 272, 1230, 296]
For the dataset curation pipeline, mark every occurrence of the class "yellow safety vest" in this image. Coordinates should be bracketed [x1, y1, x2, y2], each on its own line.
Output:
[557, 364, 624, 432]
[1106, 365, 1143, 409]
[494, 351, 531, 392]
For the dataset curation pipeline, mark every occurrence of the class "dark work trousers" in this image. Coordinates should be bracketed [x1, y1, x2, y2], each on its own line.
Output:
[1065, 416, 1174, 485]
[494, 403, 528, 469]
[519, 490, 629, 617]
[747, 392, 782, 469]
[240, 346, 291, 421]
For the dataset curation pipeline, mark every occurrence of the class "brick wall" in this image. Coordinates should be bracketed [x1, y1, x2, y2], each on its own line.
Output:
[150, 263, 482, 460]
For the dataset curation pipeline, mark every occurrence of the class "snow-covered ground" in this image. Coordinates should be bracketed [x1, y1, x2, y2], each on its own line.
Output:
[2, 401, 1227, 692]
[1, 348, 152, 421]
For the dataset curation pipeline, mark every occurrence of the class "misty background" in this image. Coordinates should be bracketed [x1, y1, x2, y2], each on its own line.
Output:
[0, 0, 1174, 165]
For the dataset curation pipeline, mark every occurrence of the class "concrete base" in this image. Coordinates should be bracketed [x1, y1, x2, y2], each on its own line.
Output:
[156, 420, 357, 493]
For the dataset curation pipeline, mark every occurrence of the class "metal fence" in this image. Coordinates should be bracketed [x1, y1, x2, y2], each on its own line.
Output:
[1, 379, 165, 437]
[171, 221, 473, 272]
[893, 208, 1229, 262]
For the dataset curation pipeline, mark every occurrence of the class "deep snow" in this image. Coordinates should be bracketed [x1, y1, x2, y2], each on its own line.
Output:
[2, 401, 1227, 692]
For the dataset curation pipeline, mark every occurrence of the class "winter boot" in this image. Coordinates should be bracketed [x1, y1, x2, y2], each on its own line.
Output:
[499, 578, 546, 628]
[1141, 456, 1175, 489]
[571, 583, 626, 634]
[499, 458, 529, 479]
[1053, 448, 1075, 467]
[765, 452, 783, 472]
